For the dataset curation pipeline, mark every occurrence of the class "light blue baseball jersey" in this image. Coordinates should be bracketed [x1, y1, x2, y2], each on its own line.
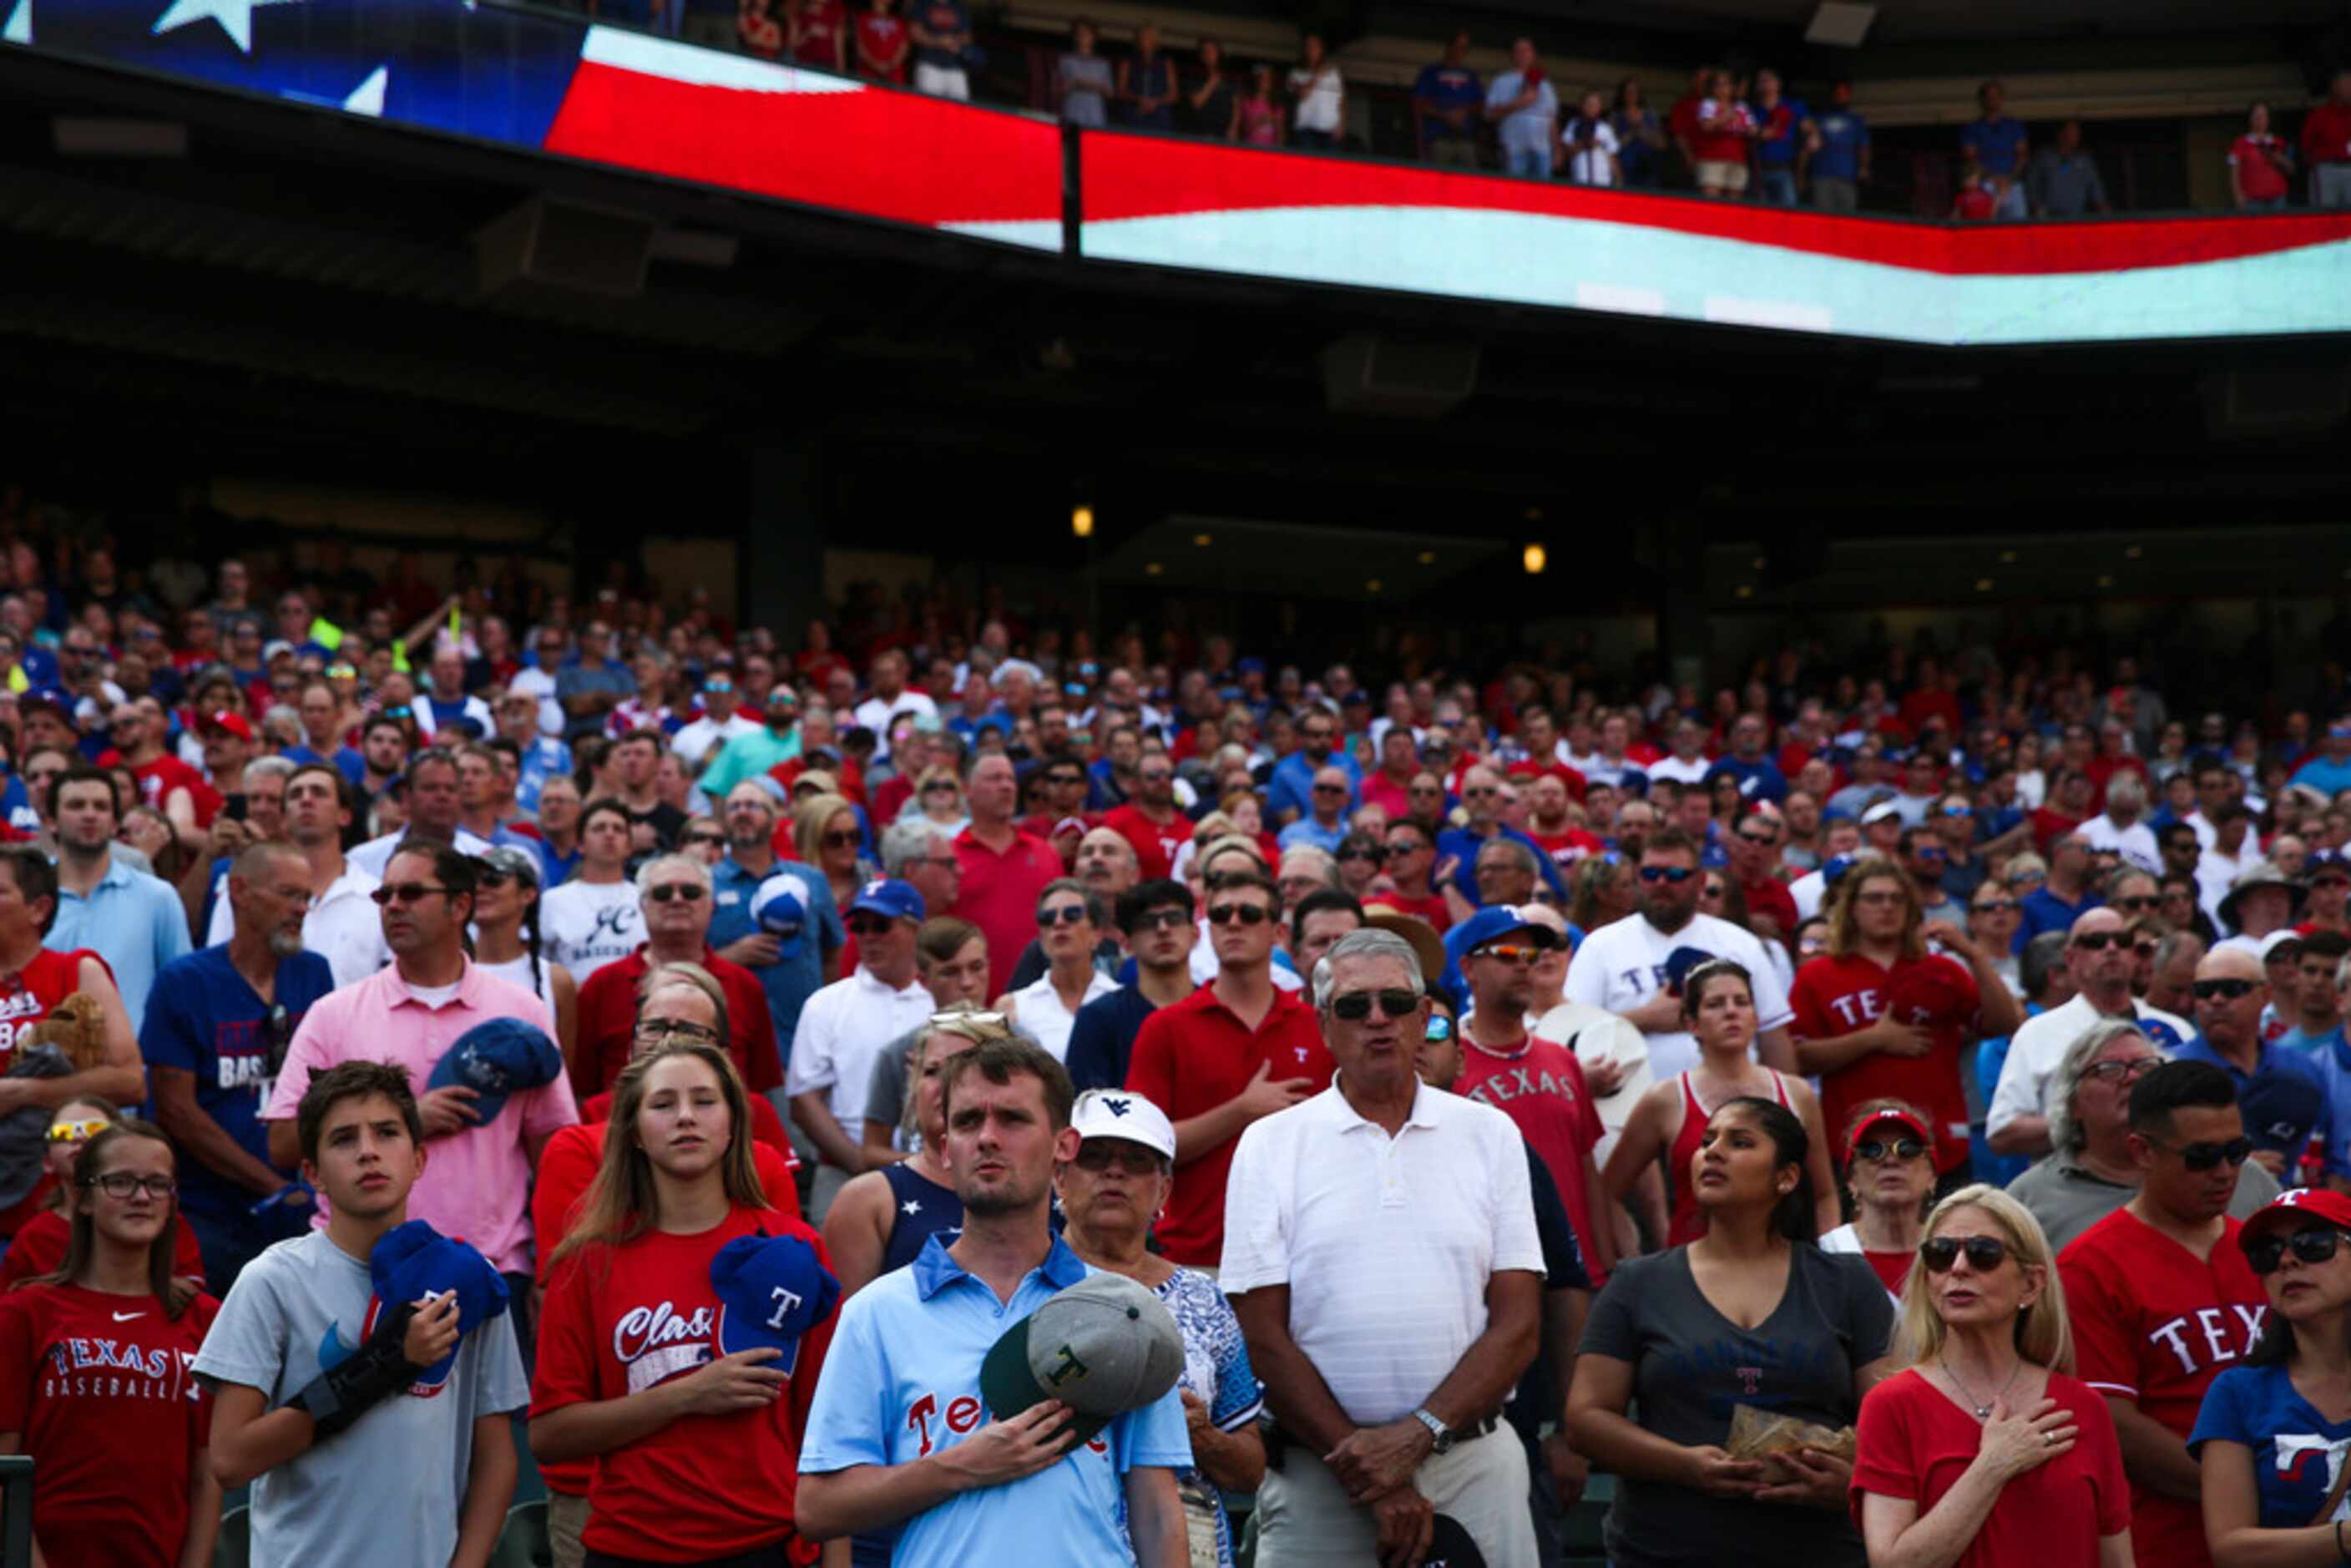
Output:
[799, 1232, 1191, 1566]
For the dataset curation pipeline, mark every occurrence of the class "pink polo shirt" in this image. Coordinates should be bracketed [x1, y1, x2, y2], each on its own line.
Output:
[261, 960, 578, 1275]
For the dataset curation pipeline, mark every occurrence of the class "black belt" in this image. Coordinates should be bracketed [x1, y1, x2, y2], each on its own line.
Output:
[1264, 1414, 1499, 1472]
[1448, 1415, 1500, 1446]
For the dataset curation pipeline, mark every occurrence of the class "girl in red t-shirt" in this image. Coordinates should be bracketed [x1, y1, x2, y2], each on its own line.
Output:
[0, 1097, 205, 1291]
[1600, 958, 1838, 1245]
[0, 1120, 220, 1568]
[530, 1042, 837, 1566]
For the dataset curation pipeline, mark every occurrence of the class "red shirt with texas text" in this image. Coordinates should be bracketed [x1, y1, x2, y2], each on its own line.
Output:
[2059, 1208, 2266, 1568]
[0, 1283, 218, 1568]
[1454, 1033, 1608, 1286]
[533, 1206, 833, 1562]
[1787, 950, 1979, 1171]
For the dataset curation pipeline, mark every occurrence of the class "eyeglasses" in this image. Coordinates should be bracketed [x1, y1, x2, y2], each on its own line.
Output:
[647, 884, 707, 903]
[1312, 783, 1347, 796]
[1972, 898, 2020, 914]
[1920, 1235, 2009, 1274]
[1640, 866, 1695, 884]
[2111, 895, 2158, 913]
[1039, 904, 1090, 927]
[2081, 1057, 2160, 1083]
[846, 915, 896, 936]
[2070, 932, 2129, 952]
[85, 1173, 176, 1201]
[1853, 1137, 1929, 1164]
[2142, 1134, 2253, 1171]
[1074, 1143, 1164, 1176]
[921, 781, 958, 795]
[1337, 845, 1385, 864]
[2247, 1229, 2351, 1275]
[682, 831, 727, 849]
[2191, 979, 2259, 1001]
[1330, 988, 1422, 1021]
[1206, 903, 1272, 927]
[1130, 908, 1190, 932]
[1735, 831, 1777, 847]
[46, 1118, 107, 1144]
[635, 1018, 721, 1044]
[822, 831, 862, 849]
[370, 883, 451, 906]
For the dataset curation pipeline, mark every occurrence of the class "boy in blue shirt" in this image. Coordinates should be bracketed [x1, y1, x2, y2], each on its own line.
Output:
[797, 1036, 1191, 1565]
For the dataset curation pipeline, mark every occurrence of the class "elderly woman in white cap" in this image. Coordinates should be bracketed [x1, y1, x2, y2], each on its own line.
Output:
[1056, 1088, 1265, 1566]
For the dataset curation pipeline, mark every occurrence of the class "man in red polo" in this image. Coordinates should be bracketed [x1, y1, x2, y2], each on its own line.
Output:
[569, 851, 783, 1099]
[949, 751, 1062, 996]
[1100, 753, 1189, 882]
[1126, 867, 1333, 1268]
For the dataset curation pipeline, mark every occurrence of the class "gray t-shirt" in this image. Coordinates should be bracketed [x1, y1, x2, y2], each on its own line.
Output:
[864, 1017, 1040, 1149]
[193, 1231, 529, 1568]
[2006, 1154, 2279, 1256]
[1578, 1245, 1890, 1568]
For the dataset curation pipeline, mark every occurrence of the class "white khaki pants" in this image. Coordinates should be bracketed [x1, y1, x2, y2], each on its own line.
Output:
[1254, 1429, 1537, 1567]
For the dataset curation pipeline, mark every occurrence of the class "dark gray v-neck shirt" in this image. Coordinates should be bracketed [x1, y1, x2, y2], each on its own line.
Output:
[1580, 1244, 1892, 1566]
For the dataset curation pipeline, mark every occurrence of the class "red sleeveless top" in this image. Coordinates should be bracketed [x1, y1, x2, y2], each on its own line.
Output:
[1666, 1068, 1792, 1247]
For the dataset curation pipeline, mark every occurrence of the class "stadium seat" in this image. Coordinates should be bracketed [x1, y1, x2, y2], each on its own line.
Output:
[491, 1499, 550, 1568]
[213, 1505, 250, 1568]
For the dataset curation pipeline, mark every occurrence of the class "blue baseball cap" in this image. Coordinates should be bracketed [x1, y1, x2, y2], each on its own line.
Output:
[848, 878, 927, 924]
[751, 873, 811, 959]
[367, 1220, 511, 1386]
[1443, 905, 1560, 973]
[2242, 1070, 2324, 1157]
[1820, 852, 1861, 889]
[710, 1232, 841, 1375]
[425, 1017, 564, 1125]
[1661, 944, 1718, 994]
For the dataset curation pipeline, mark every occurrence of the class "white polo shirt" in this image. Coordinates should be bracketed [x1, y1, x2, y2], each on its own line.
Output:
[1561, 911, 1794, 1081]
[1984, 990, 2192, 1139]
[784, 965, 936, 1130]
[204, 859, 391, 989]
[1221, 1080, 1544, 1427]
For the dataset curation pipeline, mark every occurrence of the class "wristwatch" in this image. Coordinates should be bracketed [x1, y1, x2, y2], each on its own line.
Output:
[1411, 1407, 1453, 1455]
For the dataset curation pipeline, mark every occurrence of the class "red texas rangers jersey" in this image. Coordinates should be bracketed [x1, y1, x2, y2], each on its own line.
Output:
[2060, 1206, 2267, 1568]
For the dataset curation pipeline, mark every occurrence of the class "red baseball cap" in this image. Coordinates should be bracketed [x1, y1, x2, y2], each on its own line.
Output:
[2239, 1187, 2351, 1251]
[1846, 1105, 1932, 1161]
[200, 710, 253, 742]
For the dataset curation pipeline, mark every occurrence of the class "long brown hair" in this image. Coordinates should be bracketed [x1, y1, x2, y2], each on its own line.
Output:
[549, 1041, 766, 1268]
[1827, 860, 1926, 962]
[23, 1120, 197, 1318]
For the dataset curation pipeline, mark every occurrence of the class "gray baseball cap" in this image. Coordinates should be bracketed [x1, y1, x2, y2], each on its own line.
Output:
[978, 1272, 1184, 1449]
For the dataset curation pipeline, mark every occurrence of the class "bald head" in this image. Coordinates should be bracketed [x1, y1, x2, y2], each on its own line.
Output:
[2196, 946, 2262, 985]
[2192, 943, 2268, 1053]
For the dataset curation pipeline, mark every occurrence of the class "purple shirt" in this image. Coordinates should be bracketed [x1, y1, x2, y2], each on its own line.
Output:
[261, 960, 577, 1274]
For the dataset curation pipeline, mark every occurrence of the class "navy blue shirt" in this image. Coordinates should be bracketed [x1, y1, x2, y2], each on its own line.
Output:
[1064, 984, 1170, 1092]
[138, 944, 335, 1218]
[1812, 107, 1868, 180]
[1413, 63, 1484, 146]
[2017, 885, 2100, 948]
[1437, 823, 1570, 903]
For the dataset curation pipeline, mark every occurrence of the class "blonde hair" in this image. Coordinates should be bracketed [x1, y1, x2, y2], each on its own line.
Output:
[791, 792, 857, 866]
[1894, 1184, 2072, 1373]
[901, 1005, 1019, 1136]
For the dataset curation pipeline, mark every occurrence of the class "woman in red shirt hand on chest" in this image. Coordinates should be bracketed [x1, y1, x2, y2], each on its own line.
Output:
[1851, 1186, 2130, 1568]
[530, 1041, 840, 1568]
[0, 1120, 221, 1568]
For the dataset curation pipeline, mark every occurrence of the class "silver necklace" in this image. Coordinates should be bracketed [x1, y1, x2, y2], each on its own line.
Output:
[1939, 1352, 2022, 1419]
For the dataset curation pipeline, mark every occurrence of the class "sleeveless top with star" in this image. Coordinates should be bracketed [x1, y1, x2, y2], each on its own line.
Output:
[878, 1162, 963, 1275]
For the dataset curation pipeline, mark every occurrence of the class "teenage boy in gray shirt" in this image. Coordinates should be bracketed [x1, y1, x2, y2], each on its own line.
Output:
[197, 1060, 527, 1568]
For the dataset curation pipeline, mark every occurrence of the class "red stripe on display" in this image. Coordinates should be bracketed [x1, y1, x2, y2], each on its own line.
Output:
[1079, 130, 2351, 276]
[544, 64, 1062, 229]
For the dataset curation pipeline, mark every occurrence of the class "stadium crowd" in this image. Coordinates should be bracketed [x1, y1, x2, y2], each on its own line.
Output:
[585, 0, 2351, 215]
[0, 524, 2348, 1566]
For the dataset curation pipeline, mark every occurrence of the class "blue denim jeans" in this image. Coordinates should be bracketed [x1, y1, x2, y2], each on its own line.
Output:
[1755, 165, 1798, 205]
[1503, 143, 1551, 180]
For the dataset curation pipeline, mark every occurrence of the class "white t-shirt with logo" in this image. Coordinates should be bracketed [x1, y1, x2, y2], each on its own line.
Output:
[539, 878, 644, 984]
[1561, 911, 1794, 1081]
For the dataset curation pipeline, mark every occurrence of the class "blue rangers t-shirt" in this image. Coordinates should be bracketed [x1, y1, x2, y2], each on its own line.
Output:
[2191, 1360, 2351, 1526]
[1412, 62, 1484, 147]
[138, 944, 334, 1216]
[799, 1233, 1192, 1568]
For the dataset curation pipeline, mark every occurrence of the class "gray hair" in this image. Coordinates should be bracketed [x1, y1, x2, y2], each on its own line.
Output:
[633, 852, 712, 900]
[2151, 928, 2205, 974]
[1311, 928, 1426, 1009]
[2104, 864, 2157, 900]
[636, 959, 730, 1039]
[245, 754, 297, 783]
[2020, 930, 2070, 999]
[2049, 1019, 2165, 1153]
[1475, 835, 1543, 879]
[1278, 845, 1341, 891]
[2103, 773, 2146, 812]
[881, 817, 951, 879]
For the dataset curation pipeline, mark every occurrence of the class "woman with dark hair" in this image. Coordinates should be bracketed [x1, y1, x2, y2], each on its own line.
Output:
[531, 1040, 837, 1568]
[2193, 1186, 2351, 1560]
[0, 1120, 221, 1568]
[1602, 958, 1838, 1247]
[1570, 1095, 1898, 1568]
[473, 845, 579, 1064]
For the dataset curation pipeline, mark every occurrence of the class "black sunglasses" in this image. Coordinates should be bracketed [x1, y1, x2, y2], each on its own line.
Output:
[647, 884, 706, 903]
[846, 914, 895, 935]
[1641, 866, 1696, 884]
[1039, 904, 1090, 927]
[1206, 903, 1271, 927]
[2070, 932, 2129, 952]
[1130, 908, 1190, 932]
[2191, 979, 2258, 1001]
[1338, 845, 1386, 863]
[1920, 1235, 2010, 1274]
[2247, 1228, 2351, 1275]
[2144, 1135, 2253, 1172]
[1330, 988, 1420, 1021]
